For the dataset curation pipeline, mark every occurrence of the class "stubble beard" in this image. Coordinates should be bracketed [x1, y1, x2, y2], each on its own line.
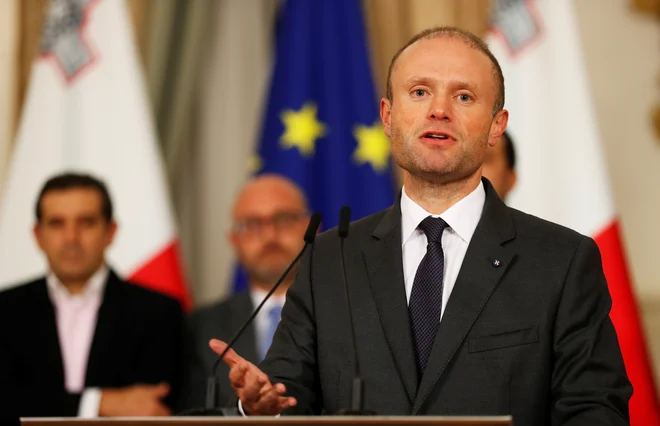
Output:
[249, 261, 298, 287]
[390, 123, 488, 186]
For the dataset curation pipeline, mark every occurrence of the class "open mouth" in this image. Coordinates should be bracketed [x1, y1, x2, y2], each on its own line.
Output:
[421, 131, 455, 141]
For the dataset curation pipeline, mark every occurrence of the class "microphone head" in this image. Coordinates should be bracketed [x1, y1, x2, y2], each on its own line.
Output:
[338, 206, 351, 239]
[304, 212, 323, 244]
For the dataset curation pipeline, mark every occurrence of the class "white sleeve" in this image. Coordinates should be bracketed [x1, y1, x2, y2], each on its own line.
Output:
[237, 399, 248, 416]
[77, 388, 102, 418]
[237, 399, 281, 417]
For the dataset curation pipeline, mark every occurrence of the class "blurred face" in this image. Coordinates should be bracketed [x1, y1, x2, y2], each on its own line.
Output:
[482, 135, 517, 200]
[381, 36, 508, 184]
[34, 188, 116, 285]
[230, 178, 309, 287]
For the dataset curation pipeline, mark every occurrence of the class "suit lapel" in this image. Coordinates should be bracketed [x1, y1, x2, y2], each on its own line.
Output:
[85, 271, 122, 385]
[363, 200, 419, 404]
[34, 279, 67, 386]
[412, 179, 517, 414]
[230, 292, 259, 363]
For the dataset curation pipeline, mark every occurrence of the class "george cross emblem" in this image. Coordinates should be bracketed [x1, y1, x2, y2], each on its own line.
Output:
[40, 0, 97, 82]
[490, 0, 542, 56]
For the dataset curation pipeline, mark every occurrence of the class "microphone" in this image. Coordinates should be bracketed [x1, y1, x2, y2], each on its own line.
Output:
[179, 212, 322, 416]
[336, 206, 374, 415]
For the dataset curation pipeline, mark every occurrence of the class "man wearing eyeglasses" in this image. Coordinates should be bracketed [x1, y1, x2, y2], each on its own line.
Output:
[179, 174, 310, 410]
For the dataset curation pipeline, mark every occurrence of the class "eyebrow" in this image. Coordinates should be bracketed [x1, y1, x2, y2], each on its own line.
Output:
[404, 76, 434, 88]
[404, 77, 479, 93]
[450, 80, 479, 92]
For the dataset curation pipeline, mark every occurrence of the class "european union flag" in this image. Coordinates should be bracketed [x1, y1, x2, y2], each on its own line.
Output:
[233, 0, 395, 293]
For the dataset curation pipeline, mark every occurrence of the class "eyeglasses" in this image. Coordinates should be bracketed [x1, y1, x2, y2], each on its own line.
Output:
[232, 211, 308, 236]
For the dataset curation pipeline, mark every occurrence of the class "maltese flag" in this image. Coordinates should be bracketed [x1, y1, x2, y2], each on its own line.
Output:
[0, 0, 191, 310]
[486, 0, 659, 424]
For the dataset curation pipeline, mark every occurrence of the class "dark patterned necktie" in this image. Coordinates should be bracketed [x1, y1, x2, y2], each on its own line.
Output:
[409, 216, 449, 376]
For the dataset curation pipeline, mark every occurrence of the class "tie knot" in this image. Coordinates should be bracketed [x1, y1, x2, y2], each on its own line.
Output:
[418, 216, 449, 242]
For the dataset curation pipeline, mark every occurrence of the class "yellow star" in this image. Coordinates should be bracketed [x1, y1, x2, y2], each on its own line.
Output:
[279, 103, 327, 156]
[247, 155, 262, 174]
[353, 122, 391, 172]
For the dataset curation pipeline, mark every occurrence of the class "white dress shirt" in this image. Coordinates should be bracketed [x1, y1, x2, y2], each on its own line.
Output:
[401, 182, 485, 319]
[47, 265, 108, 418]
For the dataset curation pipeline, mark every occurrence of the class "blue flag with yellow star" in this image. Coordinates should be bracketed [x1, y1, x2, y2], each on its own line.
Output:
[233, 0, 395, 293]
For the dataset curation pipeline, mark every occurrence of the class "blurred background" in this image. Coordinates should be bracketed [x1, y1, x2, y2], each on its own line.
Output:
[0, 0, 658, 401]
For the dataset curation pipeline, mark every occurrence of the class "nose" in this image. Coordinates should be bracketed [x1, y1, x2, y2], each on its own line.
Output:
[427, 95, 452, 122]
[63, 223, 80, 244]
[259, 221, 278, 241]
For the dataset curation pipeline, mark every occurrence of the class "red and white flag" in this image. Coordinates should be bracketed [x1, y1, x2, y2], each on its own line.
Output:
[0, 0, 191, 310]
[487, 0, 659, 423]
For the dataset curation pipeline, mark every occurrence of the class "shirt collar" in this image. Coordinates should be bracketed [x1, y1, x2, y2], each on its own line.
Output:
[400, 181, 486, 245]
[47, 264, 109, 302]
[249, 287, 286, 312]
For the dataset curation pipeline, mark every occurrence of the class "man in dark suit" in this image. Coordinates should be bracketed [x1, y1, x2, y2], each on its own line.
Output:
[0, 173, 184, 417]
[180, 174, 310, 410]
[210, 27, 632, 424]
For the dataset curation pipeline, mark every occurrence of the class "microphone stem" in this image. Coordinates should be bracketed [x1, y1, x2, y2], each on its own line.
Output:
[211, 243, 309, 373]
[193, 213, 320, 415]
[340, 237, 362, 411]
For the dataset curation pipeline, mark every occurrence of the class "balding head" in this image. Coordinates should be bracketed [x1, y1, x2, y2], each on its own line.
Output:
[386, 26, 505, 115]
[230, 174, 310, 292]
[232, 174, 308, 220]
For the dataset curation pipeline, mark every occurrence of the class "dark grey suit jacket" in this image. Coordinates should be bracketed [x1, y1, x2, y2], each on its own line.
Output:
[180, 292, 259, 410]
[261, 179, 631, 425]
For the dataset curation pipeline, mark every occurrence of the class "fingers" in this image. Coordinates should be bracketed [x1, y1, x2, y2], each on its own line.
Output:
[228, 361, 250, 389]
[236, 363, 269, 405]
[151, 382, 170, 398]
[276, 396, 297, 412]
[133, 382, 169, 398]
[271, 384, 297, 412]
[210, 339, 242, 367]
[248, 382, 297, 415]
[211, 339, 295, 416]
[144, 401, 171, 416]
[154, 403, 171, 416]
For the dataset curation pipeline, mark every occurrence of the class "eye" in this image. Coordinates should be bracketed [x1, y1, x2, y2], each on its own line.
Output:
[243, 219, 262, 232]
[80, 217, 97, 227]
[412, 89, 427, 98]
[273, 213, 296, 227]
[457, 93, 472, 103]
[46, 219, 64, 228]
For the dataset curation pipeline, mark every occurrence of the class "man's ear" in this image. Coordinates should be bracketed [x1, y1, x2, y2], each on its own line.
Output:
[33, 223, 44, 251]
[380, 97, 392, 137]
[104, 220, 118, 248]
[489, 109, 509, 147]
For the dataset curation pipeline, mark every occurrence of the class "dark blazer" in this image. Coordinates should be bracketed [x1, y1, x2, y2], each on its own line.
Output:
[0, 270, 185, 417]
[180, 291, 259, 411]
[261, 179, 632, 425]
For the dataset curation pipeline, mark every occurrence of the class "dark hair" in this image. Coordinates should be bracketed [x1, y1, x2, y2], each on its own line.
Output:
[385, 26, 505, 115]
[35, 172, 113, 222]
[501, 130, 516, 170]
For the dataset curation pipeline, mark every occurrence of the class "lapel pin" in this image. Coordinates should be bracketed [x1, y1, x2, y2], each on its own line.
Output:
[492, 259, 501, 267]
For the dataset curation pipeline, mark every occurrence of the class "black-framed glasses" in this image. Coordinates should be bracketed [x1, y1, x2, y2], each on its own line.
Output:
[232, 211, 308, 236]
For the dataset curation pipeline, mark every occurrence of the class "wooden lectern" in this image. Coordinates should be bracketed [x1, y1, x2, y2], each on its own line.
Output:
[21, 416, 512, 426]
